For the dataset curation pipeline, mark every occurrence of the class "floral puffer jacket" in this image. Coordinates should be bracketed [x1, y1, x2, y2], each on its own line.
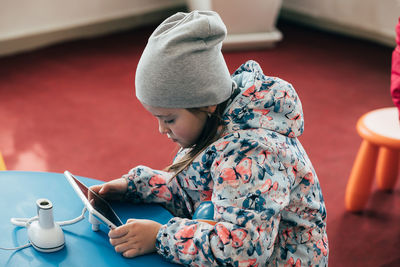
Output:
[392, 17, 400, 117]
[124, 60, 329, 266]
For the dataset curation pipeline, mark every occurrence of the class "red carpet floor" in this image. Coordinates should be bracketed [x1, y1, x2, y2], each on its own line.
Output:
[0, 19, 398, 266]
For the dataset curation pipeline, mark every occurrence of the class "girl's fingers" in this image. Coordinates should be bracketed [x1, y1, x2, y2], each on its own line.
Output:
[89, 184, 103, 194]
[110, 237, 128, 247]
[109, 219, 160, 258]
[114, 241, 139, 255]
[109, 224, 131, 239]
[126, 218, 135, 224]
[99, 184, 112, 195]
[122, 248, 143, 258]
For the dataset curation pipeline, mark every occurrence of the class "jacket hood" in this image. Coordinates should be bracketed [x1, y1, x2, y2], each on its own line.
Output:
[223, 60, 304, 138]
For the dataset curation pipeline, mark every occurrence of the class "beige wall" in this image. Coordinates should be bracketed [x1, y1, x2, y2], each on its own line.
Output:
[1, 0, 399, 56]
[0, 0, 186, 56]
[282, 0, 400, 47]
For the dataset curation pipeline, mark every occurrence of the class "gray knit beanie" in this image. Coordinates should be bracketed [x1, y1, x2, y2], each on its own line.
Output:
[135, 10, 232, 108]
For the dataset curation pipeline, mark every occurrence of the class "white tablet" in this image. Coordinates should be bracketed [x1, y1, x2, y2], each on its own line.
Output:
[64, 170, 123, 229]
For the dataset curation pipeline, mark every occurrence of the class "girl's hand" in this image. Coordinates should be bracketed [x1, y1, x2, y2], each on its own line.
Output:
[109, 219, 162, 258]
[89, 178, 128, 201]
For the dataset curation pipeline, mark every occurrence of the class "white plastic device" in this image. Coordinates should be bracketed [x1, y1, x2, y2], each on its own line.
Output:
[27, 198, 65, 252]
[3, 198, 86, 252]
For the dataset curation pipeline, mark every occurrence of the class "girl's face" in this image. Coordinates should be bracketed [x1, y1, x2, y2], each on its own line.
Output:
[142, 104, 216, 148]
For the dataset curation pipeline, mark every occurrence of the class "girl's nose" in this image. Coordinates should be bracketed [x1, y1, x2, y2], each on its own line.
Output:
[159, 122, 170, 135]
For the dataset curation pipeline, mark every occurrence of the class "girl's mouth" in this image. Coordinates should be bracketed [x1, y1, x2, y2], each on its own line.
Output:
[167, 135, 178, 143]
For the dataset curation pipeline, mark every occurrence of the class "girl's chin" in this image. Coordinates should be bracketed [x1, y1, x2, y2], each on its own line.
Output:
[169, 138, 191, 148]
[177, 142, 190, 148]
[178, 143, 187, 148]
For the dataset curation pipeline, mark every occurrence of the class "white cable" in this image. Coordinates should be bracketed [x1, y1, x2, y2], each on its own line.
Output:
[10, 216, 38, 227]
[58, 207, 86, 226]
[0, 243, 32, 251]
[0, 207, 87, 251]
[10, 207, 86, 227]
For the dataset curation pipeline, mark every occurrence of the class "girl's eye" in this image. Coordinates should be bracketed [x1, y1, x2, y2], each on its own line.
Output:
[164, 119, 175, 124]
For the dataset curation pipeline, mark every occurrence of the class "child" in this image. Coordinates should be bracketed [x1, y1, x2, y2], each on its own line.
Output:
[91, 10, 328, 266]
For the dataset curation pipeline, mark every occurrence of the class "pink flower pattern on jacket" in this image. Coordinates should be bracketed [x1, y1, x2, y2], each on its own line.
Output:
[392, 17, 400, 116]
[124, 61, 328, 266]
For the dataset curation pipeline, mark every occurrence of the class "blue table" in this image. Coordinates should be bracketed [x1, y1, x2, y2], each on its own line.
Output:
[0, 171, 178, 266]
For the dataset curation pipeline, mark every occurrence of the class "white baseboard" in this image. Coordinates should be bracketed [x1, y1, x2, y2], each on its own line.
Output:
[223, 29, 283, 51]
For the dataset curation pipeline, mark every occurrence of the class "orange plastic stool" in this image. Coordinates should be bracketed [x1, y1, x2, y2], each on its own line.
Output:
[345, 107, 400, 212]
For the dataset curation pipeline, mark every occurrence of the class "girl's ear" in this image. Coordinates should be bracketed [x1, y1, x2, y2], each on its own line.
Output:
[205, 105, 217, 114]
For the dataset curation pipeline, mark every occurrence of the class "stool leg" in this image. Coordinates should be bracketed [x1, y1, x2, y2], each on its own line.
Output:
[376, 147, 399, 190]
[345, 140, 379, 212]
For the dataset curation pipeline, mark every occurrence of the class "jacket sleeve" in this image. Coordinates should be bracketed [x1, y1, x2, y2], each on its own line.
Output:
[155, 137, 294, 266]
[123, 165, 193, 218]
[392, 18, 400, 115]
